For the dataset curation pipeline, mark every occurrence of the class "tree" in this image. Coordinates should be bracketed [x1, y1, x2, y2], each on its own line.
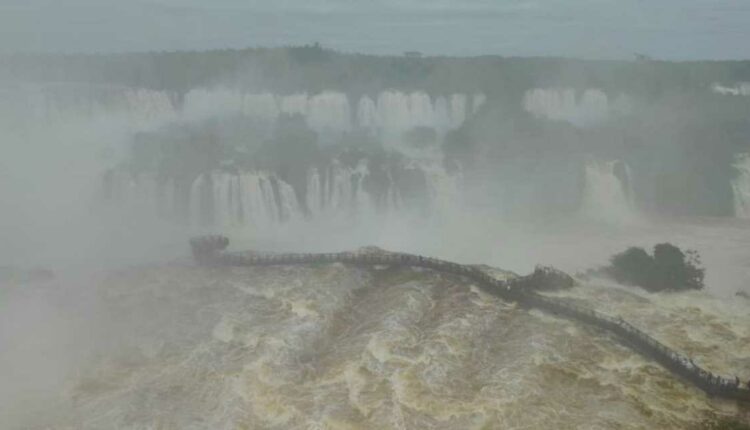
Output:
[604, 243, 705, 292]
[608, 246, 657, 290]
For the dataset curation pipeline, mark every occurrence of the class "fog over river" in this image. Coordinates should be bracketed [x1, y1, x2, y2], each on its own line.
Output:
[2, 53, 750, 429]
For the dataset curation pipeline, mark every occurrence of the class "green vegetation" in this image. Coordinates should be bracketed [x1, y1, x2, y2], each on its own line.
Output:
[603, 243, 705, 292]
[3, 45, 749, 99]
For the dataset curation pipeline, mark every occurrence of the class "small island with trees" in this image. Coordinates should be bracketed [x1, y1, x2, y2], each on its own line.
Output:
[590, 243, 705, 292]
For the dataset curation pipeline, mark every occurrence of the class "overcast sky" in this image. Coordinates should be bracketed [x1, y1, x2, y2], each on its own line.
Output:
[1, 0, 749, 60]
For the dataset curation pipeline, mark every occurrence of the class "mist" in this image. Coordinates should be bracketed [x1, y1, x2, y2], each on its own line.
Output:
[2, 4, 750, 429]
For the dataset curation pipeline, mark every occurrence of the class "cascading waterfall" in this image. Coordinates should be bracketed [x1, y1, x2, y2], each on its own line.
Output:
[259, 175, 282, 224]
[236, 172, 283, 227]
[731, 153, 750, 218]
[328, 163, 358, 214]
[523, 88, 630, 127]
[352, 162, 376, 218]
[580, 159, 637, 224]
[95, 87, 482, 228]
[356, 96, 379, 130]
[239, 172, 272, 226]
[105, 161, 460, 229]
[180, 89, 486, 135]
[188, 171, 285, 228]
[307, 160, 377, 220]
[712, 82, 750, 96]
[211, 172, 234, 227]
[276, 180, 302, 222]
[306, 169, 324, 218]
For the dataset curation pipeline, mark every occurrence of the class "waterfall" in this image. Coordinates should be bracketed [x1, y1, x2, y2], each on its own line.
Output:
[329, 163, 354, 212]
[712, 82, 750, 96]
[352, 161, 375, 218]
[238, 173, 256, 225]
[212, 172, 230, 227]
[258, 175, 280, 224]
[184, 171, 296, 228]
[523, 88, 627, 126]
[306, 162, 380, 220]
[320, 161, 373, 217]
[357, 96, 379, 131]
[581, 160, 636, 224]
[449, 94, 468, 129]
[238, 172, 279, 227]
[306, 169, 324, 217]
[732, 154, 750, 218]
[276, 179, 302, 222]
[6, 85, 486, 131]
[370, 91, 478, 134]
[178, 88, 485, 135]
[99, 84, 489, 229]
[409, 92, 436, 128]
[105, 160, 462, 229]
[384, 170, 402, 213]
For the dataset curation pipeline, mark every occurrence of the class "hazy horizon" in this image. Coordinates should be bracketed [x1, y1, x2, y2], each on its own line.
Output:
[2, 0, 750, 60]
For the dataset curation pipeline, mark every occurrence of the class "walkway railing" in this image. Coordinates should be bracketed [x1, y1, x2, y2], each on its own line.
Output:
[189, 235, 750, 402]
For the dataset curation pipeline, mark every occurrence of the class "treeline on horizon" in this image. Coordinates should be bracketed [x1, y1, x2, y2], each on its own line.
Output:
[2, 44, 750, 100]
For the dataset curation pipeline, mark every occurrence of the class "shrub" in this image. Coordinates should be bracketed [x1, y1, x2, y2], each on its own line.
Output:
[609, 247, 657, 289]
[605, 243, 705, 292]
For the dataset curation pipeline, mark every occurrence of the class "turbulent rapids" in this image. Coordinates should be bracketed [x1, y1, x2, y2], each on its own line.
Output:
[191, 235, 750, 403]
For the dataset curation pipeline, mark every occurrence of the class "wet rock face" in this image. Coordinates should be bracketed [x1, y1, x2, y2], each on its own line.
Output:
[514, 265, 576, 291]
